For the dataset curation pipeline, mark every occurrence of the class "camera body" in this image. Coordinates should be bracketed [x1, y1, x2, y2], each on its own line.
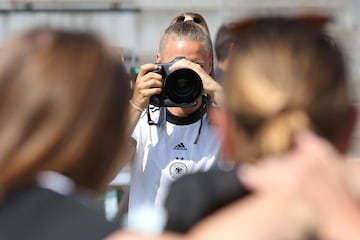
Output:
[149, 56, 203, 107]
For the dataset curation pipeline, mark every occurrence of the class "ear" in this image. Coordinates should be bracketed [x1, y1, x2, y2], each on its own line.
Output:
[156, 53, 161, 63]
[228, 42, 235, 53]
[210, 54, 214, 74]
[337, 105, 358, 154]
[215, 108, 238, 160]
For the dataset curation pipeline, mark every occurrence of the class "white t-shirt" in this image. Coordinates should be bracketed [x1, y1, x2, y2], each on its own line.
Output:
[128, 105, 222, 217]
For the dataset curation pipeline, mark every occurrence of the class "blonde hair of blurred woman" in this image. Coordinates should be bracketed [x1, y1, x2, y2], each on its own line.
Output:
[0, 28, 130, 194]
[219, 17, 355, 163]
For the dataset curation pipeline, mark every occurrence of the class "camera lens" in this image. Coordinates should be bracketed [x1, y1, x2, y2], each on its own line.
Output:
[165, 68, 203, 105]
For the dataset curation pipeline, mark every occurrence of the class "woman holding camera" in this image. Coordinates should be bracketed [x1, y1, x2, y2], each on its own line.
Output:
[125, 18, 223, 220]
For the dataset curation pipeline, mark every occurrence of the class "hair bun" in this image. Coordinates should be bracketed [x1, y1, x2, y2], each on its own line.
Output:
[256, 110, 311, 156]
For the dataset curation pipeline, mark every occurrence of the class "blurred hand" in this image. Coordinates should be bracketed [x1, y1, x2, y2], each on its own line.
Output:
[239, 130, 346, 203]
[239, 131, 360, 238]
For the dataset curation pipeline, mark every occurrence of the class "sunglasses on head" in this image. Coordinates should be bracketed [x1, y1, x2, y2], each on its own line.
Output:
[230, 15, 331, 34]
[229, 15, 336, 48]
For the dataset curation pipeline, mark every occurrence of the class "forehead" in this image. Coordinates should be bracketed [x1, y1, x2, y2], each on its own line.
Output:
[162, 37, 209, 64]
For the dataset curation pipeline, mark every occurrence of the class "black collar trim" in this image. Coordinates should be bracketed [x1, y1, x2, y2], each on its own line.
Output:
[166, 107, 203, 125]
[166, 96, 208, 125]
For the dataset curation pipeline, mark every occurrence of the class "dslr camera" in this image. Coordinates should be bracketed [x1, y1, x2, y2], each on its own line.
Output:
[149, 56, 203, 107]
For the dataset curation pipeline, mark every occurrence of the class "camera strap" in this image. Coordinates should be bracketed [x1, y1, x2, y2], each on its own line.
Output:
[146, 95, 208, 144]
[147, 106, 166, 126]
[193, 95, 209, 144]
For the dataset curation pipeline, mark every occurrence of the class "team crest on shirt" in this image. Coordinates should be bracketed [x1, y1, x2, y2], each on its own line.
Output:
[169, 162, 188, 179]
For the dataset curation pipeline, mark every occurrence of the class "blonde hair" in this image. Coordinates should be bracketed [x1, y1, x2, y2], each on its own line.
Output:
[162, 14, 215, 77]
[224, 17, 350, 162]
[0, 29, 130, 192]
[159, 21, 213, 58]
[170, 12, 215, 77]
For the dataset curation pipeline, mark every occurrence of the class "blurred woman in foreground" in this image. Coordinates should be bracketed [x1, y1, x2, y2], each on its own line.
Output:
[158, 16, 360, 239]
[0, 28, 130, 240]
[215, 16, 360, 239]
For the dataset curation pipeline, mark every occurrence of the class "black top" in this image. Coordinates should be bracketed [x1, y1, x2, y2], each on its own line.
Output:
[0, 185, 119, 240]
[164, 169, 320, 240]
[164, 169, 251, 233]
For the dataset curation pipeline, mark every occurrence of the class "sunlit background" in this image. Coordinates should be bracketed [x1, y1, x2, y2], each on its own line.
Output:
[1, 0, 360, 218]
[0, 1, 358, 95]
